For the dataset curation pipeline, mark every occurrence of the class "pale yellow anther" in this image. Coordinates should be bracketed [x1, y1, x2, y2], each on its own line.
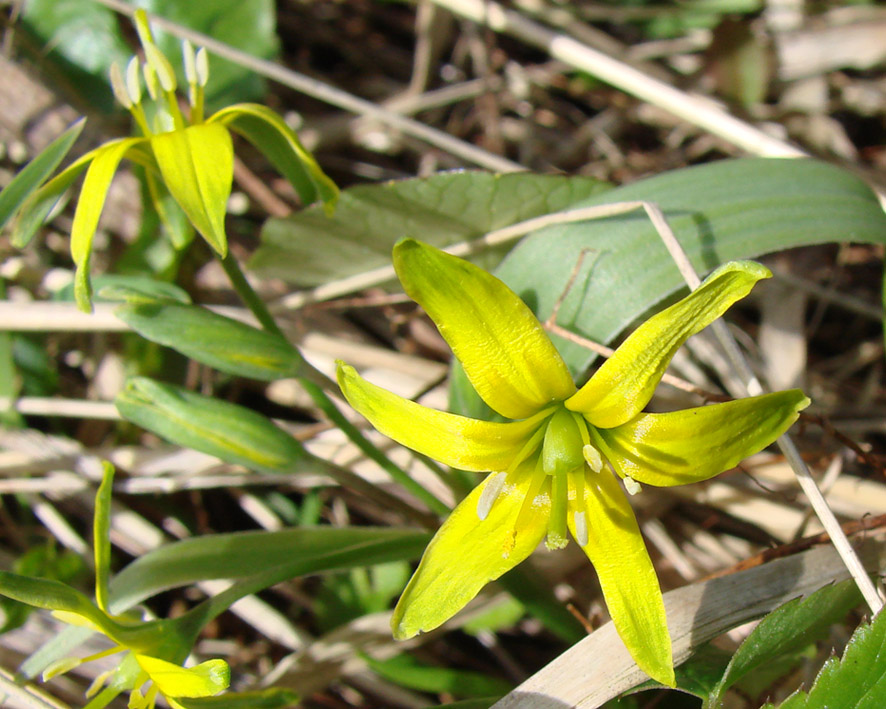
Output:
[477, 472, 506, 521]
[583, 444, 603, 472]
[143, 42, 177, 93]
[143, 62, 159, 101]
[624, 476, 642, 496]
[125, 56, 142, 106]
[109, 62, 131, 109]
[43, 657, 81, 681]
[182, 39, 197, 86]
[196, 47, 210, 87]
[573, 510, 589, 547]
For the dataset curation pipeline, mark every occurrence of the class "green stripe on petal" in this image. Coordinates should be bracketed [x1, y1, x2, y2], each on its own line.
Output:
[392, 463, 548, 639]
[150, 124, 233, 256]
[394, 239, 575, 420]
[337, 362, 544, 472]
[569, 470, 674, 686]
[567, 261, 771, 428]
[599, 390, 809, 487]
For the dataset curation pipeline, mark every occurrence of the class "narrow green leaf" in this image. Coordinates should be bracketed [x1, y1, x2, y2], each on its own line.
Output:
[0, 118, 85, 231]
[93, 462, 114, 613]
[54, 274, 191, 305]
[115, 302, 304, 380]
[115, 377, 305, 473]
[366, 653, 511, 697]
[761, 608, 886, 708]
[177, 688, 299, 709]
[212, 103, 338, 210]
[108, 527, 431, 611]
[0, 571, 99, 622]
[250, 172, 610, 286]
[707, 580, 861, 707]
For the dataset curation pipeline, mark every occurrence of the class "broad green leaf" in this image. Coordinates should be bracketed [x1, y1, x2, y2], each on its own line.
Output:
[0, 118, 85, 231]
[629, 644, 733, 699]
[453, 158, 886, 413]
[250, 172, 610, 286]
[707, 579, 861, 707]
[760, 608, 886, 709]
[366, 653, 511, 697]
[212, 103, 338, 210]
[115, 377, 305, 473]
[177, 688, 299, 709]
[116, 302, 304, 380]
[108, 527, 431, 611]
[498, 158, 886, 376]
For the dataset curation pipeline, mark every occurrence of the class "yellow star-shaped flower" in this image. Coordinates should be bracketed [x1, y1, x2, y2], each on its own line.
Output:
[337, 239, 809, 685]
[12, 9, 336, 312]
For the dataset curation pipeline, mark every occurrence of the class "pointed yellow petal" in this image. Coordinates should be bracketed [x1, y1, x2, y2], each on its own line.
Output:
[337, 362, 544, 471]
[136, 656, 229, 698]
[70, 137, 146, 311]
[599, 390, 809, 487]
[150, 124, 233, 255]
[567, 261, 771, 428]
[569, 470, 674, 686]
[394, 239, 575, 420]
[392, 464, 548, 638]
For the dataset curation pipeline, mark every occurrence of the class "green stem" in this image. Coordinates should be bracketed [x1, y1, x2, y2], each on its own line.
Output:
[218, 252, 450, 517]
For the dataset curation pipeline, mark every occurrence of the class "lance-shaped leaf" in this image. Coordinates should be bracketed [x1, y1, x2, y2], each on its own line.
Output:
[115, 377, 305, 473]
[0, 118, 84, 231]
[116, 302, 304, 380]
[212, 103, 338, 211]
[150, 123, 233, 255]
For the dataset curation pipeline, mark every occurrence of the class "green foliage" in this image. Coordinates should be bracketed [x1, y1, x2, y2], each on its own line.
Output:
[705, 580, 862, 707]
[366, 652, 511, 698]
[0, 544, 87, 634]
[0, 119, 84, 231]
[314, 561, 412, 632]
[250, 172, 611, 286]
[450, 158, 886, 418]
[115, 301, 306, 380]
[115, 377, 307, 473]
[19, 0, 277, 112]
[761, 608, 886, 708]
[177, 688, 300, 709]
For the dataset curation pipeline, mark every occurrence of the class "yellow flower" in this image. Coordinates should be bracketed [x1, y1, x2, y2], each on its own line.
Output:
[337, 239, 809, 685]
[0, 464, 229, 708]
[12, 9, 337, 312]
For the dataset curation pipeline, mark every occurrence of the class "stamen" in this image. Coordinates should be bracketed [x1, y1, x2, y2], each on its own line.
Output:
[143, 43, 177, 93]
[583, 444, 603, 472]
[477, 472, 506, 521]
[125, 57, 143, 106]
[196, 47, 210, 87]
[182, 39, 198, 86]
[85, 667, 115, 698]
[624, 476, 642, 496]
[573, 510, 589, 547]
[143, 62, 159, 101]
[43, 657, 81, 681]
[109, 62, 132, 109]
